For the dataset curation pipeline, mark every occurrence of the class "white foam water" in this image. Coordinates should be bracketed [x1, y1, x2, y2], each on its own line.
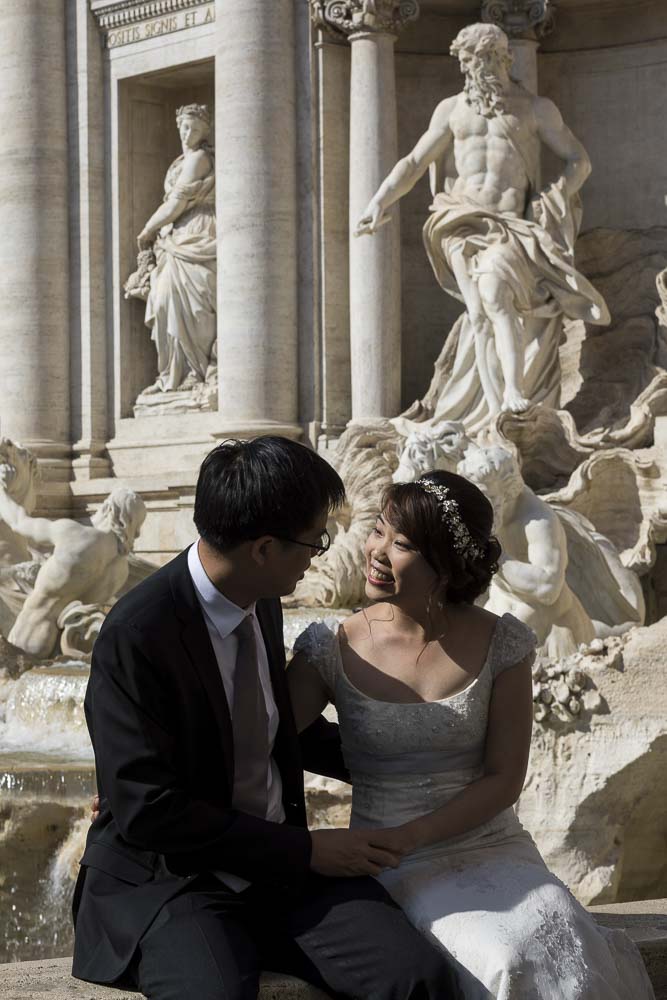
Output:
[0, 662, 93, 759]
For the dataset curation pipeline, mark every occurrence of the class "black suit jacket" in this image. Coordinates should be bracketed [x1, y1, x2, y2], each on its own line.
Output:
[72, 548, 347, 986]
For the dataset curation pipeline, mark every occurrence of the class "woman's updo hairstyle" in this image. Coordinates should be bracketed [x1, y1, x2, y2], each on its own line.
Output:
[381, 470, 501, 605]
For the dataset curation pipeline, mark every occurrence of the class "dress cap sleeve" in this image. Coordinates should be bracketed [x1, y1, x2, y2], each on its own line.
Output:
[491, 614, 537, 679]
[292, 619, 340, 698]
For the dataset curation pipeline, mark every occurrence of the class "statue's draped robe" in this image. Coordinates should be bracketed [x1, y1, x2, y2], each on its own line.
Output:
[145, 152, 216, 392]
[408, 175, 609, 434]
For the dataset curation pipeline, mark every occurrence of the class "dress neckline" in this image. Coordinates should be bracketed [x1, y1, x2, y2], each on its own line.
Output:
[334, 613, 509, 707]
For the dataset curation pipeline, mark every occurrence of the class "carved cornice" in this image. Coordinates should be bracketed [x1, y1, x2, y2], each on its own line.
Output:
[480, 0, 555, 39]
[90, 0, 206, 30]
[311, 0, 419, 38]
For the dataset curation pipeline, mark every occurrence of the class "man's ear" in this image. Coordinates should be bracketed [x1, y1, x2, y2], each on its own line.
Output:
[249, 535, 275, 566]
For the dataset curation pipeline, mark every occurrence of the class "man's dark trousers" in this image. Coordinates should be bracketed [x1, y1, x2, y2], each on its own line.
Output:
[125, 871, 455, 1000]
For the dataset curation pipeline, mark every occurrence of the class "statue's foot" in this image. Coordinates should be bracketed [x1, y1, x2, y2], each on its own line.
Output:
[141, 379, 164, 395]
[177, 372, 202, 392]
[501, 390, 531, 414]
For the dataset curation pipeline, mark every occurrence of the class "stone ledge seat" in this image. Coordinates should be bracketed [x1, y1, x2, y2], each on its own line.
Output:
[1, 901, 665, 1000]
[0, 963, 331, 1000]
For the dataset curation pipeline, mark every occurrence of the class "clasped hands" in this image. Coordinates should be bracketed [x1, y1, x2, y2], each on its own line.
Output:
[89, 794, 416, 879]
[309, 825, 418, 878]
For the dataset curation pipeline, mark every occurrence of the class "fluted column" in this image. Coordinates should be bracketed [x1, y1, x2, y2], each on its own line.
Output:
[481, 0, 555, 92]
[0, 0, 70, 476]
[318, 0, 418, 421]
[216, 0, 299, 428]
[310, 10, 352, 438]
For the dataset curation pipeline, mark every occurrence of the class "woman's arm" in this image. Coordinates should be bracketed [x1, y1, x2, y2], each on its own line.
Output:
[372, 653, 535, 854]
[286, 650, 331, 734]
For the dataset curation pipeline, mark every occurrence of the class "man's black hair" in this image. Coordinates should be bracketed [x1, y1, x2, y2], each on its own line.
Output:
[193, 436, 345, 552]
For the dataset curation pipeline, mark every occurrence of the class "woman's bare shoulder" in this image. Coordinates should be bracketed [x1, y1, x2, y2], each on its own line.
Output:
[449, 603, 499, 638]
[339, 607, 372, 643]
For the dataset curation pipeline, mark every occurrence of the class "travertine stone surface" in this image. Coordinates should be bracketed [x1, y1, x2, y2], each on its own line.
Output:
[516, 619, 667, 905]
[68, 0, 110, 481]
[348, 30, 402, 419]
[314, 33, 352, 435]
[1, 904, 665, 999]
[481, 0, 555, 39]
[318, 1, 418, 420]
[0, 0, 71, 478]
[0, 959, 332, 1000]
[591, 898, 667, 999]
[215, 0, 299, 425]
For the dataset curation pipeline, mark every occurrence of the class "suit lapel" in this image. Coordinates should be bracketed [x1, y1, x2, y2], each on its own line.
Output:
[169, 550, 234, 790]
[181, 613, 234, 780]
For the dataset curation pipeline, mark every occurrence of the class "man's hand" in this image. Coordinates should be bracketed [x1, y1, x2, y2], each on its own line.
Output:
[309, 828, 404, 878]
[90, 794, 100, 823]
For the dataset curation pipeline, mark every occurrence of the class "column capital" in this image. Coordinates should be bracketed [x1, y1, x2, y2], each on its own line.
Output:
[311, 0, 419, 40]
[480, 0, 555, 40]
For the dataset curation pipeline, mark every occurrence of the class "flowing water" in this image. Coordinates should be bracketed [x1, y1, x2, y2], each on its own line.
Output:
[0, 661, 94, 963]
[0, 608, 351, 963]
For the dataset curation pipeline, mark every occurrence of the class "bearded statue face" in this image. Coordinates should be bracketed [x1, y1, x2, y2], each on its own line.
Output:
[450, 24, 513, 118]
[458, 45, 510, 117]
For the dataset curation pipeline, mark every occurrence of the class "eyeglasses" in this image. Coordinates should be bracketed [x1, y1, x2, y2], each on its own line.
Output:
[274, 529, 331, 557]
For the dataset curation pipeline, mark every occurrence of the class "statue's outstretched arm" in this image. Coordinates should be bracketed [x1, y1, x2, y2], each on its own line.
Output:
[534, 96, 591, 200]
[356, 97, 456, 236]
[0, 466, 56, 547]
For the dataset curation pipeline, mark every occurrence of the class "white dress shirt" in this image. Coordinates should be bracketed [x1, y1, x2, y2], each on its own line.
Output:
[187, 542, 285, 890]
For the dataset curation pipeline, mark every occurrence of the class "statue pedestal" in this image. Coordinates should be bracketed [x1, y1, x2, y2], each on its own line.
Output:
[133, 382, 217, 417]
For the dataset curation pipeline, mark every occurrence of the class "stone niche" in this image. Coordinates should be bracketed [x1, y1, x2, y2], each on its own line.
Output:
[117, 60, 215, 418]
[84, 4, 223, 563]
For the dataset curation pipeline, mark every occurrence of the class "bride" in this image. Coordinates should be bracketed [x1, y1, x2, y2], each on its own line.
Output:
[288, 470, 654, 1000]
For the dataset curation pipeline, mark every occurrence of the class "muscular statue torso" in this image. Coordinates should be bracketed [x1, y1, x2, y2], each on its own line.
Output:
[446, 88, 540, 217]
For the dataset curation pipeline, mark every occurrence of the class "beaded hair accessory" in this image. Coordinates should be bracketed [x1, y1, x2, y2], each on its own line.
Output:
[415, 478, 486, 561]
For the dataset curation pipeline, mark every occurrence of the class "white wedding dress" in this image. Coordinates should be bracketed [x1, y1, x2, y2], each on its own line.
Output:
[294, 614, 654, 1000]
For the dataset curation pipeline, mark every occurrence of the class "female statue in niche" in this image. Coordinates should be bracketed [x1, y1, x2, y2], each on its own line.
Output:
[129, 103, 216, 405]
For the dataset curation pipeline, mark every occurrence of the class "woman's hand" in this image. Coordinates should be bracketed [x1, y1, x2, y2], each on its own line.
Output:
[90, 793, 100, 822]
[310, 828, 403, 877]
[367, 823, 422, 858]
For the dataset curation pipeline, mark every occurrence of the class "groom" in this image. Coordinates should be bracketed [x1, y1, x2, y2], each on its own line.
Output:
[72, 436, 458, 999]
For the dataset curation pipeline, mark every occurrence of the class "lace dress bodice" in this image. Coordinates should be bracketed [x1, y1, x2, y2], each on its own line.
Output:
[294, 612, 536, 862]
